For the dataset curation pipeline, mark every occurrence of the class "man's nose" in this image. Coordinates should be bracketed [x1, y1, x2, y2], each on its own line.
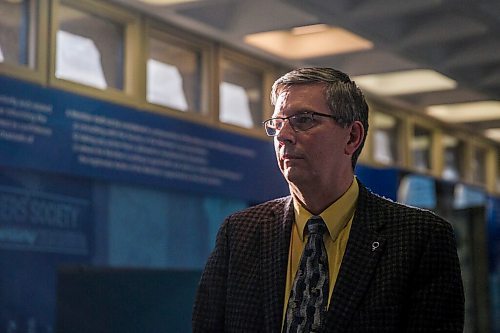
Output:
[276, 119, 295, 144]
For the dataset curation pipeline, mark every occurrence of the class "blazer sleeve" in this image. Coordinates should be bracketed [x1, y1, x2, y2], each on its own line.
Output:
[192, 219, 229, 332]
[405, 218, 465, 332]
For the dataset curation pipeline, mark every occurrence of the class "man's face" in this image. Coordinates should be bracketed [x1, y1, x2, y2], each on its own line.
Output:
[273, 83, 354, 191]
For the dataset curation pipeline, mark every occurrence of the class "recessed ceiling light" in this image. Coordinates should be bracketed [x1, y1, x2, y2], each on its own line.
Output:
[352, 69, 457, 95]
[244, 25, 373, 59]
[291, 24, 329, 35]
[426, 101, 500, 123]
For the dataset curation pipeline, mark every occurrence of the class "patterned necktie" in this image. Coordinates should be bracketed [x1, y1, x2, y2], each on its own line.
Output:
[284, 216, 329, 332]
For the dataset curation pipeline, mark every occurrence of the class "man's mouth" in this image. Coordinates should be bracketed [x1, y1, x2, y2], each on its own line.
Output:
[281, 153, 302, 160]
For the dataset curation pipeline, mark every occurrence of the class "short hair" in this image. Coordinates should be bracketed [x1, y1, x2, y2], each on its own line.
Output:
[271, 67, 369, 170]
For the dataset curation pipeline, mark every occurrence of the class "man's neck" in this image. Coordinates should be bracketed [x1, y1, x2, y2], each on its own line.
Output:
[290, 176, 354, 215]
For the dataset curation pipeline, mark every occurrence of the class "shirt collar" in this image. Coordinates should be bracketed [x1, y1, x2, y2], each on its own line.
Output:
[293, 177, 359, 242]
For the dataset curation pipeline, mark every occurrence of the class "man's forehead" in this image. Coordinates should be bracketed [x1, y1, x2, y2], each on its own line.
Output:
[273, 90, 330, 117]
[275, 83, 327, 104]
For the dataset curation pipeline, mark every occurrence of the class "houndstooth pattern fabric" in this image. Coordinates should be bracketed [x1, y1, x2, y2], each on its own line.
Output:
[285, 216, 329, 332]
[192, 183, 464, 332]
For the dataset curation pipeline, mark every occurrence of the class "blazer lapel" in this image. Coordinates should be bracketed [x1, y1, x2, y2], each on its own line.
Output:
[324, 186, 386, 331]
[261, 197, 294, 332]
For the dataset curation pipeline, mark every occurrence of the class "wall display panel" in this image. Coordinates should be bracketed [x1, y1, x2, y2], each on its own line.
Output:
[0, 75, 287, 203]
[497, 161, 500, 193]
[0, 164, 249, 332]
[487, 196, 500, 332]
[103, 183, 247, 269]
[0, 167, 92, 333]
[0, 169, 92, 255]
[55, 3, 124, 90]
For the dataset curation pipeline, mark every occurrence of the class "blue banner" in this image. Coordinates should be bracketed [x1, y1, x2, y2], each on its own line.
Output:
[0, 75, 287, 203]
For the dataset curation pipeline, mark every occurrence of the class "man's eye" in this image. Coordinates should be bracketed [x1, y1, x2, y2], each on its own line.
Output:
[269, 119, 282, 128]
[294, 115, 313, 124]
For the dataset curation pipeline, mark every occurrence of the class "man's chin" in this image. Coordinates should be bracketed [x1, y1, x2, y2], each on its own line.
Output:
[284, 170, 306, 187]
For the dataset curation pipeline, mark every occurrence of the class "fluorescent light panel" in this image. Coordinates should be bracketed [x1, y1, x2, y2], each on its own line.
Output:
[291, 24, 329, 35]
[244, 25, 373, 59]
[353, 70, 457, 95]
[426, 101, 500, 123]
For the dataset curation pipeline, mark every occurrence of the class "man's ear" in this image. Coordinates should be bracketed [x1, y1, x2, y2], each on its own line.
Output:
[345, 121, 364, 155]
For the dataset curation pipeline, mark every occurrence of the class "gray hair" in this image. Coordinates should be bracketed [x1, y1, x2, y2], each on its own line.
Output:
[271, 67, 369, 169]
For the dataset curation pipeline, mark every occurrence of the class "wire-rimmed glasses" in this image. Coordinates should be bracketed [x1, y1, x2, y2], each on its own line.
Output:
[262, 112, 339, 136]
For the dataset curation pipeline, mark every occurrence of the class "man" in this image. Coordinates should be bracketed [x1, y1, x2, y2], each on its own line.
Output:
[192, 67, 464, 332]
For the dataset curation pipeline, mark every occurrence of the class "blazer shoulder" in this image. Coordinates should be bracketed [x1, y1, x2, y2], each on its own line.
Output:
[227, 196, 291, 221]
[221, 196, 291, 233]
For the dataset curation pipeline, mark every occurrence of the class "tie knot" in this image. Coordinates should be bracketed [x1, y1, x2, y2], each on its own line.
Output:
[306, 216, 327, 236]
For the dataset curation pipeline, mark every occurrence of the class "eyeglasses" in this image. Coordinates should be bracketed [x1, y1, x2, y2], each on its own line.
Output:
[262, 112, 339, 136]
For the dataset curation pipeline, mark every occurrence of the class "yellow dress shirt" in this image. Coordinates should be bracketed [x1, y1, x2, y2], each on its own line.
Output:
[282, 178, 359, 326]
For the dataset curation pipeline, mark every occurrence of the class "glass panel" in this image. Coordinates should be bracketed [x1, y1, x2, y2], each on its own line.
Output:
[411, 125, 432, 171]
[220, 58, 263, 129]
[448, 206, 484, 332]
[56, 4, 124, 90]
[0, 0, 36, 68]
[472, 147, 486, 184]
[442, 135, 465, 181]
[147, 37, 202, 113]
[372, 112, 400, 165]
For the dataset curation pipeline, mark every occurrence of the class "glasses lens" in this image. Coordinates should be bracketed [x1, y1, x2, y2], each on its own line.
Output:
[291, 114, 315, 131]
[264, 119, 277, 136]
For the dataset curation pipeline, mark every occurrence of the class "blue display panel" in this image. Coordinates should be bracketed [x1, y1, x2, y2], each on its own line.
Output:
[355, 165, 399, 200]
[0, 75, 287, 203]
[0, 74, 288, 332]
[0, 169, 92, 255]
[487, 196, 500, 332]
[397, 173, 436, 209]
[0, 167, 92, 332]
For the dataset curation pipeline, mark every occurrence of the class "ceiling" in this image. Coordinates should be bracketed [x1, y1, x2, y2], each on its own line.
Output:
[110, 0, 500, 146]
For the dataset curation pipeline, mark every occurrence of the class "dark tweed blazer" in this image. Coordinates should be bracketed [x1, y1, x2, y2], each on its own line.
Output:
[192, 184, 464, 332]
